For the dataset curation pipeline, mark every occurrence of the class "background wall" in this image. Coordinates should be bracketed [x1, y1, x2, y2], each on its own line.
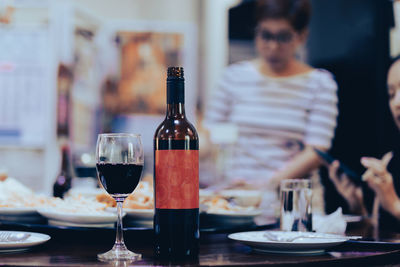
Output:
[307, 0, 396, 213]
[0, 0, 235, 194]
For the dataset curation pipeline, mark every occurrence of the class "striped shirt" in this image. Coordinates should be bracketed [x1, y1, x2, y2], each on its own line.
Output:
[204, 60, 338, 181]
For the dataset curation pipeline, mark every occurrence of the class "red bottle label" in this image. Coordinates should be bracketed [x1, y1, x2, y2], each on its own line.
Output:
[155, 150, 199, 209]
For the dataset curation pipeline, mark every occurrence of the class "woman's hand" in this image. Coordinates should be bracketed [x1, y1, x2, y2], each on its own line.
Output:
[266, 146, 325, 190]
[361, 152, 400, 219]
[328, 160, 367, 215]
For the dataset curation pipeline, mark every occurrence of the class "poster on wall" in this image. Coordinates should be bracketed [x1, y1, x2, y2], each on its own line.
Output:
[99, 21, 198, 175]
[100, 21, 197, 117]
[116, 31, 184, 115]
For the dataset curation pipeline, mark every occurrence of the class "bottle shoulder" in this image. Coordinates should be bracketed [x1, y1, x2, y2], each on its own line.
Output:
[154, 117, 198, 140]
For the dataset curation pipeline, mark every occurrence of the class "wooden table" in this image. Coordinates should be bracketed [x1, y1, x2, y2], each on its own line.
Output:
[1, 221, 400, 266]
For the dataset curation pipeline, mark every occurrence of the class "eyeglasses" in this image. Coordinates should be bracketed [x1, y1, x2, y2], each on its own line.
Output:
[256, 29, 294, 44]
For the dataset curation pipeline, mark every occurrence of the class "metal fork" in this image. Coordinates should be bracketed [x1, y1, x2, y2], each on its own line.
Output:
[0, 232, 31, 242]
[263, 232, 361, 242]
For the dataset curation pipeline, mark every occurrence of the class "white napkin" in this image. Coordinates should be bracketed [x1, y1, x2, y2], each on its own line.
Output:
[312, 208, 347, 235]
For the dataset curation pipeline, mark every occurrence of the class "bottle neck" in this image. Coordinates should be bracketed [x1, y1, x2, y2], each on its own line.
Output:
[167, 103, 185, 118]
[60, 145, 72, 176]
[166, 78, 185, 118]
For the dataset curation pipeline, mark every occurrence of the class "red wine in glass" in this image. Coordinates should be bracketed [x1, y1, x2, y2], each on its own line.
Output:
[97, 163, 143, 196]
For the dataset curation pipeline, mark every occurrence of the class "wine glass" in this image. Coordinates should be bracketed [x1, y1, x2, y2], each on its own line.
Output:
[96, 133, 144, 261]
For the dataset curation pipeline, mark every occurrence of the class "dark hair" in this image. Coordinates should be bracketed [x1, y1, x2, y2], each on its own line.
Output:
[391, 55, 400, 66]
[255, 0, 311, 33]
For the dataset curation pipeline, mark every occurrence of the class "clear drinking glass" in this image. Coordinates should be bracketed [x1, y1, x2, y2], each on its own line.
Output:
[280, 179, 313, 232]
[96, 133, 144, 261]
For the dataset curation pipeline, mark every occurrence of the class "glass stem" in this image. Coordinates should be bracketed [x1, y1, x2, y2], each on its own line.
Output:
[115, 199, 125, 248]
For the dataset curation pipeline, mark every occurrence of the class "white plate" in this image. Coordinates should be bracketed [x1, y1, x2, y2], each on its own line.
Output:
[0, 231, 50, 252]
[0, 207, 38, 216]
[48, 220, 114, 228]
[228, 231, 349, 254]
[206, 209, 262, 217]
[202, 209, 262, 227]
[37, 208, 117, 224]
[106, 208, 153, 220]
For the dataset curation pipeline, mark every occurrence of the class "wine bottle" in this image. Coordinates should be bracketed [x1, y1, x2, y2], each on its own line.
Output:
[154, 67, 199, 258]
[53, 143, 73, 198]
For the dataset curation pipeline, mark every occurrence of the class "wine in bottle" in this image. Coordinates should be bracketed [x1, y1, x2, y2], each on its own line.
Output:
[53, 143, 73, 198]
[154, 67, 199, 258]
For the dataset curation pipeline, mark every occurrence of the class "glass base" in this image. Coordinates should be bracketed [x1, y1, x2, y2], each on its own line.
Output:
[97, 244, 141, 262]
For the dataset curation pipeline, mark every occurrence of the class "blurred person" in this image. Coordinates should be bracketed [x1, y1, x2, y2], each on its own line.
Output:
[203, 0, 338, 196]
[328, 57, 400, 231]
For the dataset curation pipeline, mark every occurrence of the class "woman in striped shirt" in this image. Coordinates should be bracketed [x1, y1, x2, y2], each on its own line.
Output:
[204, 0, 338, 195]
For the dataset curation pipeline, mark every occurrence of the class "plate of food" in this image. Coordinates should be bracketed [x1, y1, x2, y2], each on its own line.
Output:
[98, 181, 154, 226]
[0, 177, 51, 223]
[218, 189, 263, 207]
[37, 195, 118, 225]
[228, 230, 353, 255]
[0, 177, 50, 216]
[200, 195, 262, 227]
[97, 181, 154, 209]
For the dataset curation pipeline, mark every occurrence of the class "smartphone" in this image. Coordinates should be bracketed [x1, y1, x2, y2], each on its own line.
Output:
[314, 148, 363, 185]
